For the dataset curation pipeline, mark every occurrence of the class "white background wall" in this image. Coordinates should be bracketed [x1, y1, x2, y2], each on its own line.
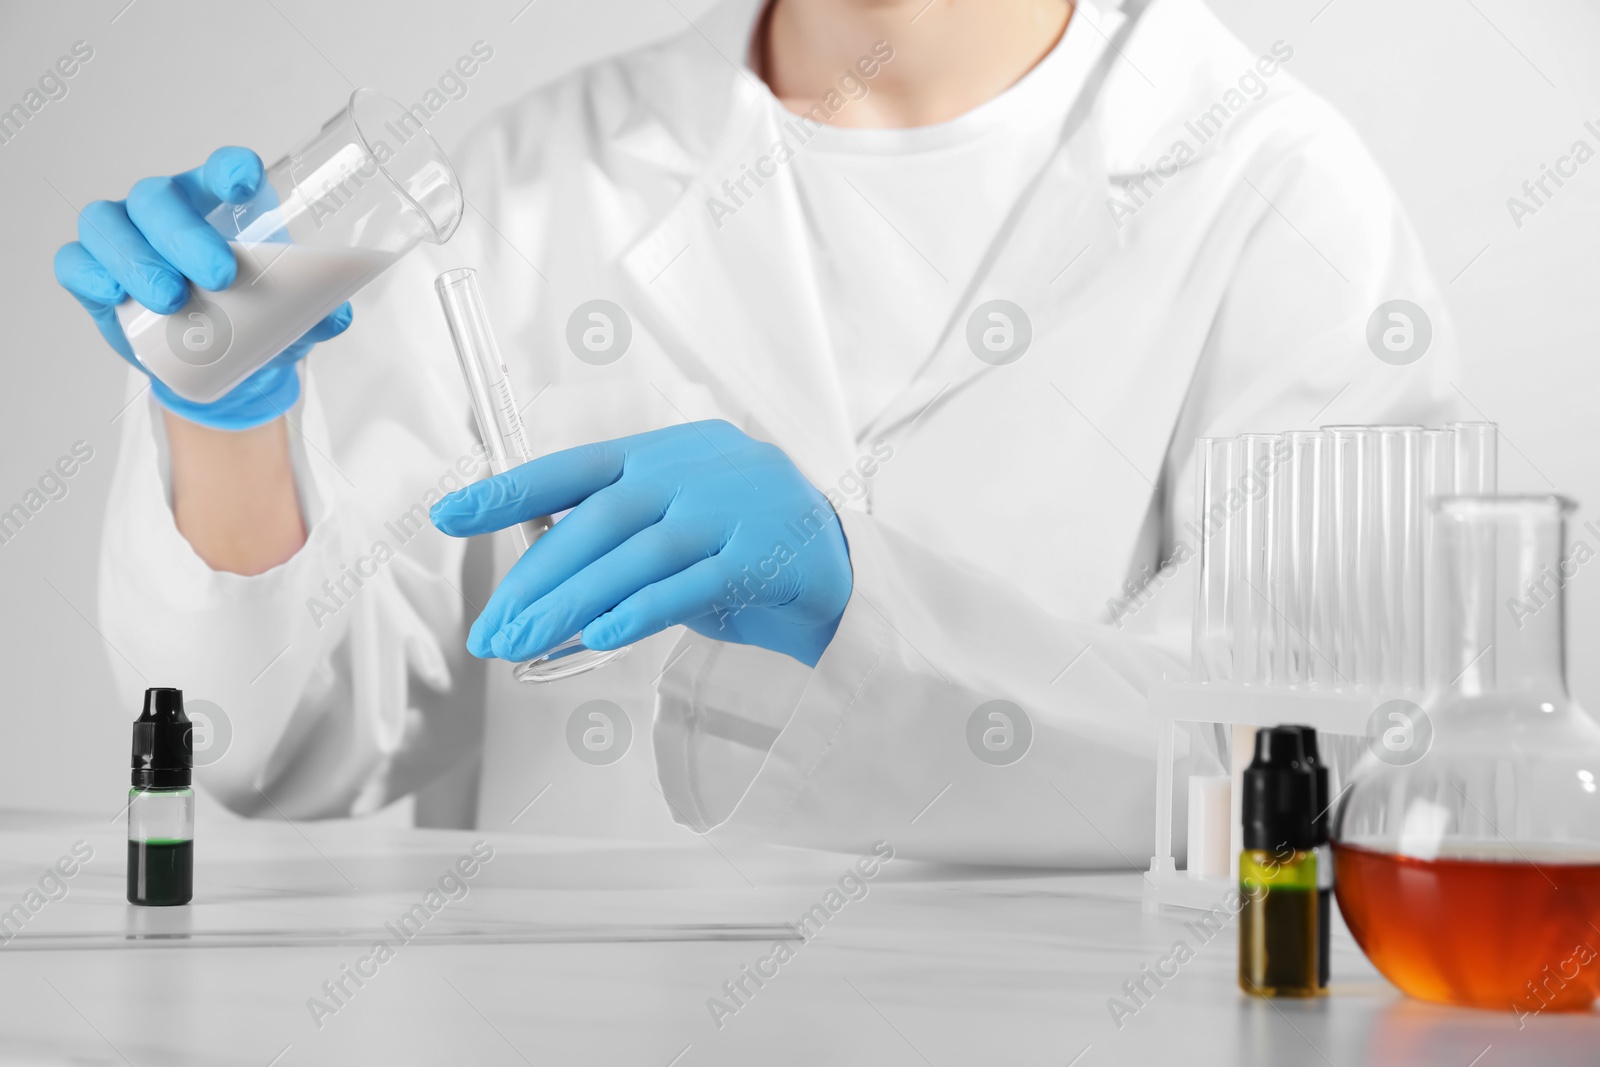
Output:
[0, 0, 1595, 816]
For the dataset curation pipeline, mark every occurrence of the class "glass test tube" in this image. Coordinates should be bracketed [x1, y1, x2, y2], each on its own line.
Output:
[1419, 429, 1454, 537]
[1192, 437, 1241, 683]
[1323, 426, 1376, 690]
[435, 268, 631, 683]
[1275, 431, 1332, 687]
[1375, 426, 1424, 691]
[1449, 422, 1498, 494]
[1419, 430, 1454, 692]
[1232, 434, 1283, 685]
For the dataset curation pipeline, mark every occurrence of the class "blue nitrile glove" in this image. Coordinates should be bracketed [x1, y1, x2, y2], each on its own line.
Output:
[429, 421, 855, 668]
[52, 146, 353, 431]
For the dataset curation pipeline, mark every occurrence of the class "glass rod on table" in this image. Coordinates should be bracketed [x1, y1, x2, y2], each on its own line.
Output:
[434, 267, 630, 683]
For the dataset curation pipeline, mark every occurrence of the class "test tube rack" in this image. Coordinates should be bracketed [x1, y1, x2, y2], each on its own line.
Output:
[1140, 680, 1402, 911]
[1146, 421, 1498, 911]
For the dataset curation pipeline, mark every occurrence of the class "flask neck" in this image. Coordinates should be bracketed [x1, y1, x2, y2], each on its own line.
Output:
[1429, 496, 1573, 701]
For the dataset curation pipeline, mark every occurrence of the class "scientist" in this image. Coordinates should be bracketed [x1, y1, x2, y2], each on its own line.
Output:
[55, 0, 1452, 864]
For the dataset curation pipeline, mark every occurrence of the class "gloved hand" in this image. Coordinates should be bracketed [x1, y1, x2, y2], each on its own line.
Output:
[429, 421, 854, 668]
[53, 146, 352, 431]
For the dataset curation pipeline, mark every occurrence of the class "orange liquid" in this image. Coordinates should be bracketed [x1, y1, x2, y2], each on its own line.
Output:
[1334, 842, 1600, 1012]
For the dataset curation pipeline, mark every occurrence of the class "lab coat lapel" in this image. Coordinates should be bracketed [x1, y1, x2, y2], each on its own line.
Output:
[861, 109, 1171, 614]
[620, 77, 856, 488]
[853, 0, 1195, 609]
[859, 0, 1132, 443]
[860, 121, 1124, 443]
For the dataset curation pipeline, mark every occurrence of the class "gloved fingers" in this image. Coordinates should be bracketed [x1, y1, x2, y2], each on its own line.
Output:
[171, 146, 265, 214]
[465, 481, 676, 656]
[581, 555, 734, 651]
[76, 199, 189, 314]
[55, 243, 137, 359]
[431, 422, 748, 537]
[430, 438, 631, 538]
[53, 241, 125, 310]
[126, 175, 238, 292]
[490, 520, 714, 661]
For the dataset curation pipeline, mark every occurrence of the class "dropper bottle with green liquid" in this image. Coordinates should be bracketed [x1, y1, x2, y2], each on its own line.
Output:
[127, 687, 194, 906]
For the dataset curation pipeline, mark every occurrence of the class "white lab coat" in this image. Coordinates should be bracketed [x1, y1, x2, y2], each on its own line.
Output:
[99, 0, 1459, 865]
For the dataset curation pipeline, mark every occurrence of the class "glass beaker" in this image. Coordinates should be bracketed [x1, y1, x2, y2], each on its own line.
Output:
[435, 268, 631, 683]
[1332, 495, 1600, 1012]
[116, 89, 463, 404]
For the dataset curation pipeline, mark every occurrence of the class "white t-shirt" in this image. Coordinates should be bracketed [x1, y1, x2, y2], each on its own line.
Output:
[783, 12, 1097, 434]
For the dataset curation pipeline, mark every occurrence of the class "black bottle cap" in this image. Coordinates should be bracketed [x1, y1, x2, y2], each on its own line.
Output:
[131, 688, 192, 789]
[1292, 725, 1331, 846]
[1241, 725, 1315, 852]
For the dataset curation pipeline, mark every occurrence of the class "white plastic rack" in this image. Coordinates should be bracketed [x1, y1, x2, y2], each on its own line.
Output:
[1141, 681, 1416, 911]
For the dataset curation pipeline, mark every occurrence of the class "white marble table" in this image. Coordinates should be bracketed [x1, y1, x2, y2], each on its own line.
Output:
[0, 810, 1591, 1066]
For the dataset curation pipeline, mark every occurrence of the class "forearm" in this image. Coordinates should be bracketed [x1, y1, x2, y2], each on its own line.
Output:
[163, 409, 305, 575]
[97, 372, 478, 820]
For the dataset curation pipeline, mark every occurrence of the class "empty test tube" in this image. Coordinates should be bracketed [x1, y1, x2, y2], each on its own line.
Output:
[1419, 429, 1454, 535]
[1322, 426, 1377, 689]
[1192, 437, 1242, 683]
[1449, 421, 1498, 494]
[1275, 431, 1333, 686]
[1375, 426, 1424, 691]
[1420, 429, 1454, 690]
[1232, 434, 1285, 685]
